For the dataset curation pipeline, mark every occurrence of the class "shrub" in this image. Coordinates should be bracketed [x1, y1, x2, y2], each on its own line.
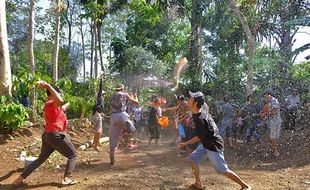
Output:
[0, 96, 29, 131]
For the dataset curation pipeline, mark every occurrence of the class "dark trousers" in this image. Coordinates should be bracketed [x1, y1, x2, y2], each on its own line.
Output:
[149, 124, 160, 139]
[21, 132, 77, 178]
[285, 109, 297, 130]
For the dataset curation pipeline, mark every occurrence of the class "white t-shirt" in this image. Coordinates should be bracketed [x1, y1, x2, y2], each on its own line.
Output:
[133, 107, 142, 121]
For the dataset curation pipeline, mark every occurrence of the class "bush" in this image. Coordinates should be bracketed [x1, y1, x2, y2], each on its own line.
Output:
[0, 96, 29, 131]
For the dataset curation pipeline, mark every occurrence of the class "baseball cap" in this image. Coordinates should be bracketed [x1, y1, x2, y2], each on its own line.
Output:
[189, 91, 204, 99]
[263, 88, 273, 95]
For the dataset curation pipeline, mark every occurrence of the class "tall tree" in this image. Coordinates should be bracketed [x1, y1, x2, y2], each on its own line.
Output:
[28, 0, 36, 120]
[0, 0, 12, 96]
[188, 0, 204, 83]
[52, 0, 62, 82]
[228, 0, 256, 97]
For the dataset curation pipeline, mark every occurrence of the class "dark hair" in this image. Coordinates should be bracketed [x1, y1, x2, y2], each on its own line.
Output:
[153, 97, 160, 103]
[46, 85, 61, 96]
[194, 96, 205, 108]
[177, 95, 185, 101]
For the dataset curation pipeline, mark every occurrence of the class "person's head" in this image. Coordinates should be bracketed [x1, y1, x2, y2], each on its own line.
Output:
[263, 88, 273, 100]
[46, 84, 61, 97]
[187, 91, 205, 112]
[176, 95, 185, 104]
[292, 88, 298, 96]
[115, 84, 124, 92]
[153, 97, 161, 107]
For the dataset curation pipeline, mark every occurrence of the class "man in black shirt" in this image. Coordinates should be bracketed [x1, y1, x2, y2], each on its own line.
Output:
[178, 91, 251, 190]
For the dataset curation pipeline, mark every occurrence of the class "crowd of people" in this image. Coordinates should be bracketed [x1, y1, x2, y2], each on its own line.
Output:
[12, 79, 307, 190]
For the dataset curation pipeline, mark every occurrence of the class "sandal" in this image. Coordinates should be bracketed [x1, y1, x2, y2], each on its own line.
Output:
[190, 184, 205, 190]
[240, 187, 252, 190]
[61, 179, 78, 185]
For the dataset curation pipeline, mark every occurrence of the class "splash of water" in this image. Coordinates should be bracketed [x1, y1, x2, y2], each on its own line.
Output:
[173, 57, 188, 89]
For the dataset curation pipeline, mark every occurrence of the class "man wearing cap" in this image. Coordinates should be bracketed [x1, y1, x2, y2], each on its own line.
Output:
[263, 88, 282, 157]
[284, 89, 300, 130]
[109, 84, 138, 165]
[178, 91, 251, 190]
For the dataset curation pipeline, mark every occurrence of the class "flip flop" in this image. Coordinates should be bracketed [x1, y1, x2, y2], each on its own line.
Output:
[190, 184, 205, 190]
[61, 179, 78, 185]
[240, 187, 252, 190]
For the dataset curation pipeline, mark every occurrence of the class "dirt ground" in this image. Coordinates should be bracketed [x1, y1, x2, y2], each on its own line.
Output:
[0, 120, 310, 190]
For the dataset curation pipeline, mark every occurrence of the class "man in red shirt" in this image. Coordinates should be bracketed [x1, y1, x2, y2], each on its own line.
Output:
[13, 81, 78, 186]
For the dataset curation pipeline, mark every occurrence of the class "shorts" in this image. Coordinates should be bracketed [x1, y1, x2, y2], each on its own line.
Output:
[188, 144, 229, 174]
[268, 119, 281, 139]
[91, 114, 102, 133]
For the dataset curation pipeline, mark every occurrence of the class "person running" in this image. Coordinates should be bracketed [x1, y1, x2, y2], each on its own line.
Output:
[109, 84, 138, 165]
[262, 88, 282, 157]
[13, 81, 78, 186]
[91, 77, 105, 151]
[178, 91, 251, 190]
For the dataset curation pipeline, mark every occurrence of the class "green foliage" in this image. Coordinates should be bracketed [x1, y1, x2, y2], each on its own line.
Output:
[0, 96, 29, 131]
[64, 94, 95, 119]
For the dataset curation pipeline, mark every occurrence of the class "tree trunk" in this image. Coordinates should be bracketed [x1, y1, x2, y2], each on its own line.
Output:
[90, 20, 94, 78]
[28, 0, 37, 121]
[188, 0, 203, 83]
[94, 20, 98, 78]
[228, 0, 255, 97]
[66, 0, 72, 53]
[97, 24, 105, 75]
[79, 23, 86, 82]
[0, 0, 12, 96]
[52, 0, 62, 82]
[65, 0, 72, 78]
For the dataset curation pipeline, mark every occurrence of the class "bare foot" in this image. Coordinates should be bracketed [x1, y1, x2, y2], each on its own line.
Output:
[190, 183, 204, 190]
[12, 176, 24, 186]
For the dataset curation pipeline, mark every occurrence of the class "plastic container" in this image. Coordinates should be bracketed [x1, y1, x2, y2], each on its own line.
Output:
[158, 116, 169, 128]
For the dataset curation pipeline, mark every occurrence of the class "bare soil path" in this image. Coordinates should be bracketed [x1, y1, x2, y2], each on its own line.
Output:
[0, 123, 310, 190]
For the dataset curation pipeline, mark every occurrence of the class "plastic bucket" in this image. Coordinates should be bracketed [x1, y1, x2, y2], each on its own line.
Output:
[158, 116, 169, 128]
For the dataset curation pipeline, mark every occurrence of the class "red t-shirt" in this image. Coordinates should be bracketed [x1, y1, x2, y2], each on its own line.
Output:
[44, 100, 68, 132]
